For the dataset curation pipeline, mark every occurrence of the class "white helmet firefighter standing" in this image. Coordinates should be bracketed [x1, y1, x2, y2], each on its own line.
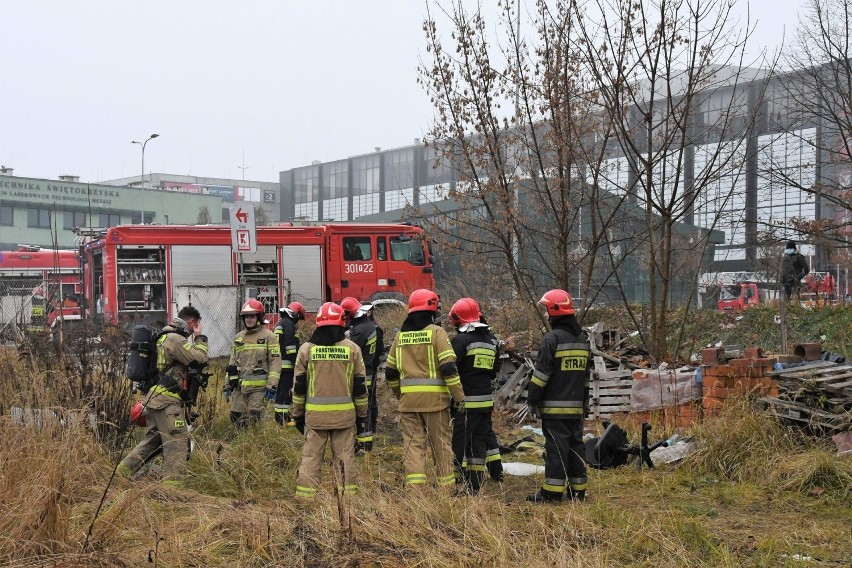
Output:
[226, 299, 282, 427]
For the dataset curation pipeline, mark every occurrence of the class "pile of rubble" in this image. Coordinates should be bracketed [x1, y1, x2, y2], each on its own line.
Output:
[495, 328, 851, 434]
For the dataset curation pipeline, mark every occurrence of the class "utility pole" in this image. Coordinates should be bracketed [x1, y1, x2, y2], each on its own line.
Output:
[131, 133, 159, 223]
[238, 146, 249, 180]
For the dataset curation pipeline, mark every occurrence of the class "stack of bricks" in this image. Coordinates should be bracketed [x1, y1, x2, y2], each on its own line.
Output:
[627, 401, 702, 429]
[701, 346, 780, 418]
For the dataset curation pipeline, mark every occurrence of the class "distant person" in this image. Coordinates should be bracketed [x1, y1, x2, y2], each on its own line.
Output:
[781, 240, 809, 301]
[273, 302, 306, 426]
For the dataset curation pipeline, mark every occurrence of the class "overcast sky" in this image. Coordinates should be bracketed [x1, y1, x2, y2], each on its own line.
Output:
[2, 0, 807, 184]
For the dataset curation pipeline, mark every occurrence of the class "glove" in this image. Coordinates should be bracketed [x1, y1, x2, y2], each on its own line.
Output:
[294, 416, 305, 435]
[452, 399, 465, 414]
[356, 417, 367, 436]
[526, 402, 540, 421]
[265, 385, 277, 400]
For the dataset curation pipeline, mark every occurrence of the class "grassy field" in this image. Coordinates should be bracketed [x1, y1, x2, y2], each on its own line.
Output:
[2, 382, 850, 568]
[1, 305, 851, 567]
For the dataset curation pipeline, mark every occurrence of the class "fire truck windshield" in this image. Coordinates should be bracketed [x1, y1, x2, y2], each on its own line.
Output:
[390, 237, 425, 266]
[719, 285, 741, 300]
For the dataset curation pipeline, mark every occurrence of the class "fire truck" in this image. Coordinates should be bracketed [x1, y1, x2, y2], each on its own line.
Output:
[73, 223, 433, 356]
[0, 246, 82, 334]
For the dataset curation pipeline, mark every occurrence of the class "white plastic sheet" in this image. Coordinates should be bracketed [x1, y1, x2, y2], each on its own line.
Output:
[502, 462, 546, 476]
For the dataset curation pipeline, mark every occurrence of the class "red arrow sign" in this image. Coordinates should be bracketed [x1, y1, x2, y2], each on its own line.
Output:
[235, 207, 248, 223]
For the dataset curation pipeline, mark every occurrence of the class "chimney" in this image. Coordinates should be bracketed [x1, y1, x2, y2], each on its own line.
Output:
[0, 166, 13, 176]
[58, 174, 80, 183]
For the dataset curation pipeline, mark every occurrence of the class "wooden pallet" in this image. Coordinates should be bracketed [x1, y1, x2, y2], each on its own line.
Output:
[759, 397, 852, 431]
[590, 368, 633, 420]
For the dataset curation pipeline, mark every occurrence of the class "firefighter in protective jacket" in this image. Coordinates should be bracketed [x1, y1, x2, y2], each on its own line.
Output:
[449, 297, 500, 493]
[385, 289, 464, 490]
[227, 299, 281, 427]
[119, 306, 209, 480]
[273, 301, 306, 425]
[341, 296, 380, 452]
[526, 289, 591, 502]
[292, 302, 368, 498]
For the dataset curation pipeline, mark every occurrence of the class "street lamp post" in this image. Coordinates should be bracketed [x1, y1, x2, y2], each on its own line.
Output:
[131, 133, 159, 224]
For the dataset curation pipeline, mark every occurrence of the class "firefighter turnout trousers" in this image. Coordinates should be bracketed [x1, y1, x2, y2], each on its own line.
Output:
[274, 370, 294, 424]
[230, 388, 266, 425]
[400, 409, 455, 489]
[121, 401, 188, 479]
[356, 376, 379, 450]
[452, 411, 492, 491]
[485, 428, 504, 481]
[296, 426, 358, 498]
[541, 418, 588, 499]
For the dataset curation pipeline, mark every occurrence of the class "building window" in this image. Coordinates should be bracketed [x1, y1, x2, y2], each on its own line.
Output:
[384, 148, 415, 191]
[294, 166, 319, 203]
[0, 205, 12, 226]
[64, 211, 87, 229]
[323, 160, 349, 200]
[27, 208, 52, 228]
[343, 237, 371, 261]
[352, 155, 380, 196]
[99, 213, 121, 227]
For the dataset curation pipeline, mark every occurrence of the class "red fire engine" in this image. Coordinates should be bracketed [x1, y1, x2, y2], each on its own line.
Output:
[0, 246, 82, 333]
[75, 224, 432, 352]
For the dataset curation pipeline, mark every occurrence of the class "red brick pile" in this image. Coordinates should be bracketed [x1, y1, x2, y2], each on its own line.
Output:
[700, 346, 780, 418]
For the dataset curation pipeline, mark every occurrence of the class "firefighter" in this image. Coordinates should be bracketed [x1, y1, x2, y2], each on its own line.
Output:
[292, 302, 368, 498]
[118, 306, 209, 480]
[385, 289, 464, 490]
[273, 301, 306, 426]
[340, 296, 380, 452]
[526, 289, 591, 503]
[449, 297, 500, 493]
[227, 299, 282, 427]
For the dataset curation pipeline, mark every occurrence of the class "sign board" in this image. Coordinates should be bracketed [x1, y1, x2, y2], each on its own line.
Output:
[229, 204, 256, 253]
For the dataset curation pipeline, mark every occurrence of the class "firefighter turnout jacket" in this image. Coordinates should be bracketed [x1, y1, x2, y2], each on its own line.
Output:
[385, 324, 464, 412]
[228, 326, 281, 392]
[527, 325, 591, 418]
[451, 327, 499, 413]
[274, 316, 300, 377]
[292, 339, 368, 429]
[347, 315, 379, 384]
[146, 324, 210, 409]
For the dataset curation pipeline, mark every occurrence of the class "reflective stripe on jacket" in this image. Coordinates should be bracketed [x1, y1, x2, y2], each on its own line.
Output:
[386, 324, 463, 412]
[292, 338, 367, 429]
[228, 326, 282, 392]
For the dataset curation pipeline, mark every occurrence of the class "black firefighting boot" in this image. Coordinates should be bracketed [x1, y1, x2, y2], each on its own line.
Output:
[274, 410, 290, 426]
[230, 411, 246, 428]
[248, 410, 263, 426]
[568, 489, 586, 502]
[525, 489, 563, 504]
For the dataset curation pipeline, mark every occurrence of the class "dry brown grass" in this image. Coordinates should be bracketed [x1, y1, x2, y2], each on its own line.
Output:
[1, 329, 851, 567]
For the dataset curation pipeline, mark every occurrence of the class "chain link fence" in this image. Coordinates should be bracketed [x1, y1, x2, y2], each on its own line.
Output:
[174, 285, 241, 358]
[0, 278, 59, 343]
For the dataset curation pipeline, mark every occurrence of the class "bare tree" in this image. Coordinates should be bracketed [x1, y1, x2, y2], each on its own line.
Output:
[255, 205, 270, 226]
[572, 0, 765, 360]
[418, 0, 632, 322]
[196, 205, 212, 225]
[773, 0, 852, 294]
